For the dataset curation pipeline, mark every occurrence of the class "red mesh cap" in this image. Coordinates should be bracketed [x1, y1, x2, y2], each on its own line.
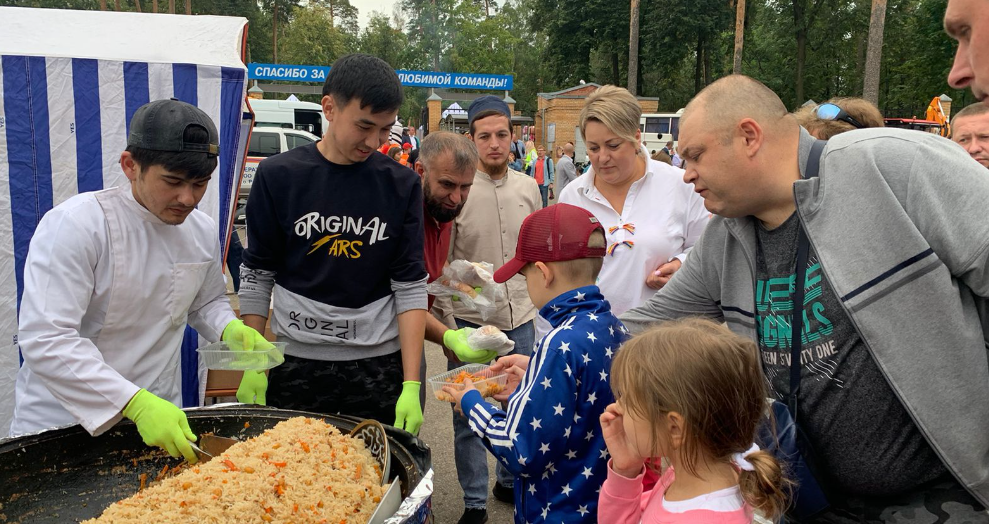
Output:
[493, 203, 606, 283]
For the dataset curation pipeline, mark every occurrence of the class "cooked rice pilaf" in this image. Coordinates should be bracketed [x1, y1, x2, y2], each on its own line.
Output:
[83, 417, 384, 523]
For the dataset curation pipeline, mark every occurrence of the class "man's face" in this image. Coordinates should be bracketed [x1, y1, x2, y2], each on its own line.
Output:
[952, 113, 989, 167]
[470, 115, 512, 172]
[420, 153, 475, 223]
[409, 127, 416, 137]
[679, 109, 760, 218]
[121, 153, 209, 225]
[537, 146, 546, 159]
[946, 0, 989, 103]
[322, 96, 397, 164]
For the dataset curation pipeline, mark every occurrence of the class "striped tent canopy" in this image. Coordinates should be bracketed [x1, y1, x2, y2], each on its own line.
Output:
[0, 7, 251, 434]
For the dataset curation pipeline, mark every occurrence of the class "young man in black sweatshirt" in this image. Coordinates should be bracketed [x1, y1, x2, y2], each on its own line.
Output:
[238, 54, 427, 435]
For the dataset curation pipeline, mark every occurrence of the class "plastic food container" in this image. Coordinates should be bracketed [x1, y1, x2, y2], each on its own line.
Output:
[428, 364, 508, 402]
[196, 341, 287, 371]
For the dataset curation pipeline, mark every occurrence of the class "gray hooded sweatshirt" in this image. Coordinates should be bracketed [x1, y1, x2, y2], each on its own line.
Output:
[622, 127, 989, 505]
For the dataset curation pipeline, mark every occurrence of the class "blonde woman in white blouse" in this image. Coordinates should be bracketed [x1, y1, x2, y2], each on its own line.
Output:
[558, 85, 710, 316]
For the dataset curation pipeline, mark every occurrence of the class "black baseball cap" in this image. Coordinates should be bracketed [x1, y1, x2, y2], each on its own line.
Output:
[467, 95, 511, 126]
[127, 99, 219, 157]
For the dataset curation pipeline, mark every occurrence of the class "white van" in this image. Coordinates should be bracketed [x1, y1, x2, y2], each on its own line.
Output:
[235, 127, 320, 224]
[248, 99, 327, 137]
[640, 110, 684, 154]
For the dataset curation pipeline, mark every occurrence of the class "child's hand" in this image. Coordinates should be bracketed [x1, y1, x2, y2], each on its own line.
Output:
[490, 354, 531, 373]
[441, 378, 479, 415]
[493, 364, 525, 402]
[600, 402, 645, 478]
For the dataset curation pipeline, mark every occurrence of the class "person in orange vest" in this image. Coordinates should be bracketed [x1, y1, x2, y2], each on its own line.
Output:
[400, 143, 412, 166]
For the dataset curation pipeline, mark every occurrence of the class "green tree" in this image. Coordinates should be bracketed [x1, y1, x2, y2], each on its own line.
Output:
[279, 5, 347, 68]
[360, 11, 408, 68]
[260, 0, 303, 63]
[402, 0, 459, 70]
[500, 0, 554, 113]
[449, 7, 515, 74]
[880, 0, 972, 116]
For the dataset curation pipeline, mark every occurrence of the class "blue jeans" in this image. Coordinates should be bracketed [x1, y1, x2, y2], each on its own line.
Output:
[538, 185, 549, 208]
[450, 318, 535, 509]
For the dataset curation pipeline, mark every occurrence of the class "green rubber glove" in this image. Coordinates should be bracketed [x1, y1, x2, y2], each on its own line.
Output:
[122, 389, 198, 463]
[237, 370, 268, 405]
[394, 381, 423, 435]
[222, 319, 274, 352]
[443, 328, 498, 363]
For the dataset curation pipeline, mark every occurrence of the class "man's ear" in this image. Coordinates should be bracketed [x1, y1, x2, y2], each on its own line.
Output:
[737, 118, 764, 159]
[120, 151, 140, 182]
[534, 261, 554, 288]
[321, 94, 336, 123]
[415, 162, 425, 177]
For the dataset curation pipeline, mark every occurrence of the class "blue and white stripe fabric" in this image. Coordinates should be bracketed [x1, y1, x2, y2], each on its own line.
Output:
[0, 55, 247, 433]
[461, 285, 629, 524]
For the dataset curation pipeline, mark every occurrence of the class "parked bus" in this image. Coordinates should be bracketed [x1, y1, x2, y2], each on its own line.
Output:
[639, 111, 684, 153]
[248, 98, 327, 137]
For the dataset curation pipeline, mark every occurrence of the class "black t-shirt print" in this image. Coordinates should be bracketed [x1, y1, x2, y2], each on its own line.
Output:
[754, 213, 947, 496]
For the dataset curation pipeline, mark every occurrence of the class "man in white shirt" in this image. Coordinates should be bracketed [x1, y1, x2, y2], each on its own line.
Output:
[10, 99, 269, 463]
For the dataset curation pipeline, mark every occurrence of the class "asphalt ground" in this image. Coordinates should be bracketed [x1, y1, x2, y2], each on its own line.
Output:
[418, 340, 516, 523]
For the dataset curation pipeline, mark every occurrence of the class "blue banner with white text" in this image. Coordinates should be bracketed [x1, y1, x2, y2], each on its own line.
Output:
[248, 63, 513, 91]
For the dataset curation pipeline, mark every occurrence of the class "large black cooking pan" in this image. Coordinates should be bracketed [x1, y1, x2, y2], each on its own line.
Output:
[0, 405, 430, 523]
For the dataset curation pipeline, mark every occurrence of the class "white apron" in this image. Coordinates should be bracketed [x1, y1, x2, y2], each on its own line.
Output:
[10, 186, 231, 436]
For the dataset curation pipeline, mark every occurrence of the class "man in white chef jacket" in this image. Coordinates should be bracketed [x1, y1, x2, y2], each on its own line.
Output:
[9, 99, 270, 462]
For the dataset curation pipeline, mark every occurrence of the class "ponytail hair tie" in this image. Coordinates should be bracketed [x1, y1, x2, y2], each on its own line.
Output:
[731, 443, 760, 472]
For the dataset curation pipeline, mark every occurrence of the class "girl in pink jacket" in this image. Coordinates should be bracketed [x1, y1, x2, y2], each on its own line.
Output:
[599, 318, 789, 523]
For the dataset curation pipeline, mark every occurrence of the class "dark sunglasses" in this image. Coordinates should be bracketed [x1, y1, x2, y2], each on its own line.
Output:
[815, 103, 865, 129]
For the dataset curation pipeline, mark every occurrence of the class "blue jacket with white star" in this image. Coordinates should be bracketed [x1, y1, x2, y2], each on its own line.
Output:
[462, 286, 628, 524]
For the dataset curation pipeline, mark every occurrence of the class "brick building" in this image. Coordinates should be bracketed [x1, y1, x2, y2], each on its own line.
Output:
[534, 83, 659, 159]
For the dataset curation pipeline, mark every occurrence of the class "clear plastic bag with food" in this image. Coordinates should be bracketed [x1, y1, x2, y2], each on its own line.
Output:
[467, 325, 515, 356]
[426, 260, 506, 321]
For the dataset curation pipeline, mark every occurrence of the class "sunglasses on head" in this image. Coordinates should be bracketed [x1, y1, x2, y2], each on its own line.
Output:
[815, 103, 865, 129]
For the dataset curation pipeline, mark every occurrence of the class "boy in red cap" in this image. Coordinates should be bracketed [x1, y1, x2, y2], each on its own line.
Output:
[442, 203, 629, 524]
[400, 142, 412, 167]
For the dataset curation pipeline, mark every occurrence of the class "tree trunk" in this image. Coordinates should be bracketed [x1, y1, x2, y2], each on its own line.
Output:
[733, 0, 745, 74]
[703, 34, 713, 85]
[168, 0, 174, 13]
[114, 0, 120, 10]
[628, 0, 640, 95]
[792, 0, 826, 106]
[272, 1, 279, 63]
[431, 0, 439, 71]
[133, 0, 141, 12]
[100, 0, 106, 9]
[329, 0, 335, 26]
[611, 52, 620, 85]
[484, 0, 490, 17]
[795, 28, 807, 105]
[862, 0, 887, 105]
[694, 34, 704, 93]
[152, 0, 157, 12]
[185, 0, 190, 14]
